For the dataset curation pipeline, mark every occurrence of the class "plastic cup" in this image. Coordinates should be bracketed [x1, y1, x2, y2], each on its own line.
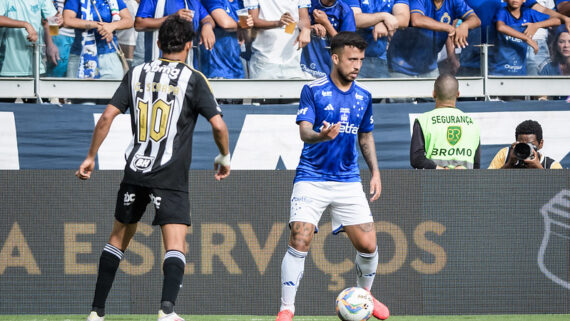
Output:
[47, 16, 59, 36]
[237, 8, 249, 29]
[284, 21, 296, 34]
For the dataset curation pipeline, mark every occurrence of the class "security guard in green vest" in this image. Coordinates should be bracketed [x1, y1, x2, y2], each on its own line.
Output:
[410, 74, 481, 169]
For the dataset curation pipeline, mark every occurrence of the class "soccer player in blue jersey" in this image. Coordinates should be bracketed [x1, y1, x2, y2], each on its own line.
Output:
[134, 0, 216, 66]
[346, 0, 410, 78]
[300, 0, 356, 78]
[491, 0, 560, 75]
[387, 0, 480, 77]
[200, 0, 253, 79]
[275, 31, 389, 321]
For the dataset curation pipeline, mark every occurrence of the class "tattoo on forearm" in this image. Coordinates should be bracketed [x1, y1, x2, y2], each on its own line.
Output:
[360, 133, 379, 171]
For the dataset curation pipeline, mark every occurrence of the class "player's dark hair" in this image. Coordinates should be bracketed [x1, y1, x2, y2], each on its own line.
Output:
[434, 73, 459, 101]
[515, 120, 543, 142]
[330, 31, 368, 55]
[158, 15, 195, 54]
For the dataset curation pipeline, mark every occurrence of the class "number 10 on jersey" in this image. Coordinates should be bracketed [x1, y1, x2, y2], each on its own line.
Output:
[136, 98, 174, 143]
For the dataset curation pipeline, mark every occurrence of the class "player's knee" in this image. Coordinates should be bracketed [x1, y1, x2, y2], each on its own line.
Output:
[289, 232, 312, 252]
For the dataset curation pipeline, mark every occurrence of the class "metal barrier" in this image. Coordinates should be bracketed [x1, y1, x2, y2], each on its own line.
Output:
[0, 42, 568, 101]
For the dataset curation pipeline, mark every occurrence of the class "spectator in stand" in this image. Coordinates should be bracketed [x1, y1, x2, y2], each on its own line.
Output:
[47, 0, 76, 78]
[0, 0, 60, 77]
[300, 0, 356, 79]
[347, 0, 410, 78]
[117, 0, 139, 67]
[490, 0, 560, 75]
[457, 0, 570, 76]
[244, 0, 312, 79]
[387, 0, 480, 78]
[200, 0, 253, 79]
[63, 0, 133, 79]
[134, 0, 216, 68]
[540, 25, 570, 75]
[526, 0, 555, 75]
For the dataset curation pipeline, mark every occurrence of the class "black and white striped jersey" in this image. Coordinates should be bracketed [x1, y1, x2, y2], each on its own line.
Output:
[109, 58, 221, 191]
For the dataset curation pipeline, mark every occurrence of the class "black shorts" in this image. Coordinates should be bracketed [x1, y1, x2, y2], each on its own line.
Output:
[114, 183, 191, 226]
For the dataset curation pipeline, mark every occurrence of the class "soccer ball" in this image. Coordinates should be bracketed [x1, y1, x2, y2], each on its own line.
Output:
[335, 287, 374, 321]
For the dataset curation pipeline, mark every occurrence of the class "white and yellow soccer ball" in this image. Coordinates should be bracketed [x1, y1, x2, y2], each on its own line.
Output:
[335, 287, 374, 321]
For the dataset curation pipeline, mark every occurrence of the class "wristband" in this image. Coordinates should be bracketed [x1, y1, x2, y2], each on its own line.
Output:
[214, 153, 231, 167]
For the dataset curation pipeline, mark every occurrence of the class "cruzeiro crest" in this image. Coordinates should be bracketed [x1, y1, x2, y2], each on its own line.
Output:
[447, 126, 462, 145]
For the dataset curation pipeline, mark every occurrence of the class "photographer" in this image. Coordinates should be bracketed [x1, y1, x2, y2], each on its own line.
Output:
[488, 120, 562, 169]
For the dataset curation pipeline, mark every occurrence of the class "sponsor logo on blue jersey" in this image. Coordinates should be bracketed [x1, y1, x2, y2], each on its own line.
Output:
[297, 107, 309, 115]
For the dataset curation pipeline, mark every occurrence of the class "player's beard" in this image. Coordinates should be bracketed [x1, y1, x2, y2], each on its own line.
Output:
[336, 67, 358, 85]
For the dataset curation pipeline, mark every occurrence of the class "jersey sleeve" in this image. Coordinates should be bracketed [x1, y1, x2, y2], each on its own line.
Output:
[344, 0, 360, 7]
[528, 8, 550, 23]
[394, 0, 410, 6]
[136, 0, 158, 18]
[494, 7, 508, 23]
[117, 0, 127, 11]
[203, 0, 224, 12]
[191, 72, 221, 120]
[410, 0, 427, 16]
[453, 0, 474, 20]
[109, 71, 131, 114]
[63, 0, 80, 14]
[298, 0, 311, 9]
[358, 97, 374, 133]
[296, 85, 316, 125]
[243, 0, 259, 10]
[196, 1, 210, 22]
[340, 4, 357, 31]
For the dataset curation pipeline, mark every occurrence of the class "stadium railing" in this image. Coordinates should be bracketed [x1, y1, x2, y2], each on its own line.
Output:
[1, 27, 568, 101]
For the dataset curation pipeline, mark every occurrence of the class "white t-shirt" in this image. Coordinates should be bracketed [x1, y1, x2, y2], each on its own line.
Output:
[533, 0, 555, 41]
[244, 0, 310, 73]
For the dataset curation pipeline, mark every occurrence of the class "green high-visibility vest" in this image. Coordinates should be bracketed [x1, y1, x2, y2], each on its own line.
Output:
[416, 107, 480, 169]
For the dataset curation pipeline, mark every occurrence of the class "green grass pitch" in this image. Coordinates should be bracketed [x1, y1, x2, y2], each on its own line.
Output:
[1, 315, 569, 321]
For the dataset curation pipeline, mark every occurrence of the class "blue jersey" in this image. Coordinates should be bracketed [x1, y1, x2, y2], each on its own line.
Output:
[345, 0, 409, 60]
[387, 0, 474, 75]
[490, 5, 549, 75]
[539, 61, 562, 76]
[65, 0, 127, 55]
[300, 0, 356, 78]
[137, 0, 209, 62]
[295, 76, 374, 183]
[200, 0, 245, 79]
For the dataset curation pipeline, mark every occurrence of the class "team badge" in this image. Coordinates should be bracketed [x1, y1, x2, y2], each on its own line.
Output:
[440, 12, 451, 24]
[447, 126, 462, 145]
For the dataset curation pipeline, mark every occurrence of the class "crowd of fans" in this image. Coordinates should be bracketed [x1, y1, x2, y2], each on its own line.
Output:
[0, 0, 569, 81]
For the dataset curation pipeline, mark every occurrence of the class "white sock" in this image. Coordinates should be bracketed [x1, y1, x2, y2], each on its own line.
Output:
[280, 246, 307, 314]
[355, 247, 378, 291]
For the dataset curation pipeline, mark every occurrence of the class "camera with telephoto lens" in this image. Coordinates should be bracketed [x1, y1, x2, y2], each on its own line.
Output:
[512, 142, 537, 167]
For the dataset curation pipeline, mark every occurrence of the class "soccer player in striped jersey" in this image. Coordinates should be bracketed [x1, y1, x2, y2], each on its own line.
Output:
[76, 15, 230, 321]
[275, 31, 389, 321]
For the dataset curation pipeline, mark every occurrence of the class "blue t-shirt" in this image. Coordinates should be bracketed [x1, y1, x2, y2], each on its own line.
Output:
[295, 76, 374, 183]
[387, 0, 474, 75]
[539, 61, 562, 76]
[300, 0, 356, 78]
[65, 0, 127, 55]
[345, 0, 410, 60]
[199, 0, 245, 79]
[490, 5, 549, 75]
[137, 0, 209, 62]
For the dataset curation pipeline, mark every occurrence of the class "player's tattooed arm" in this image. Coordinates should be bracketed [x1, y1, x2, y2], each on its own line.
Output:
[358, 132, 382, 202]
